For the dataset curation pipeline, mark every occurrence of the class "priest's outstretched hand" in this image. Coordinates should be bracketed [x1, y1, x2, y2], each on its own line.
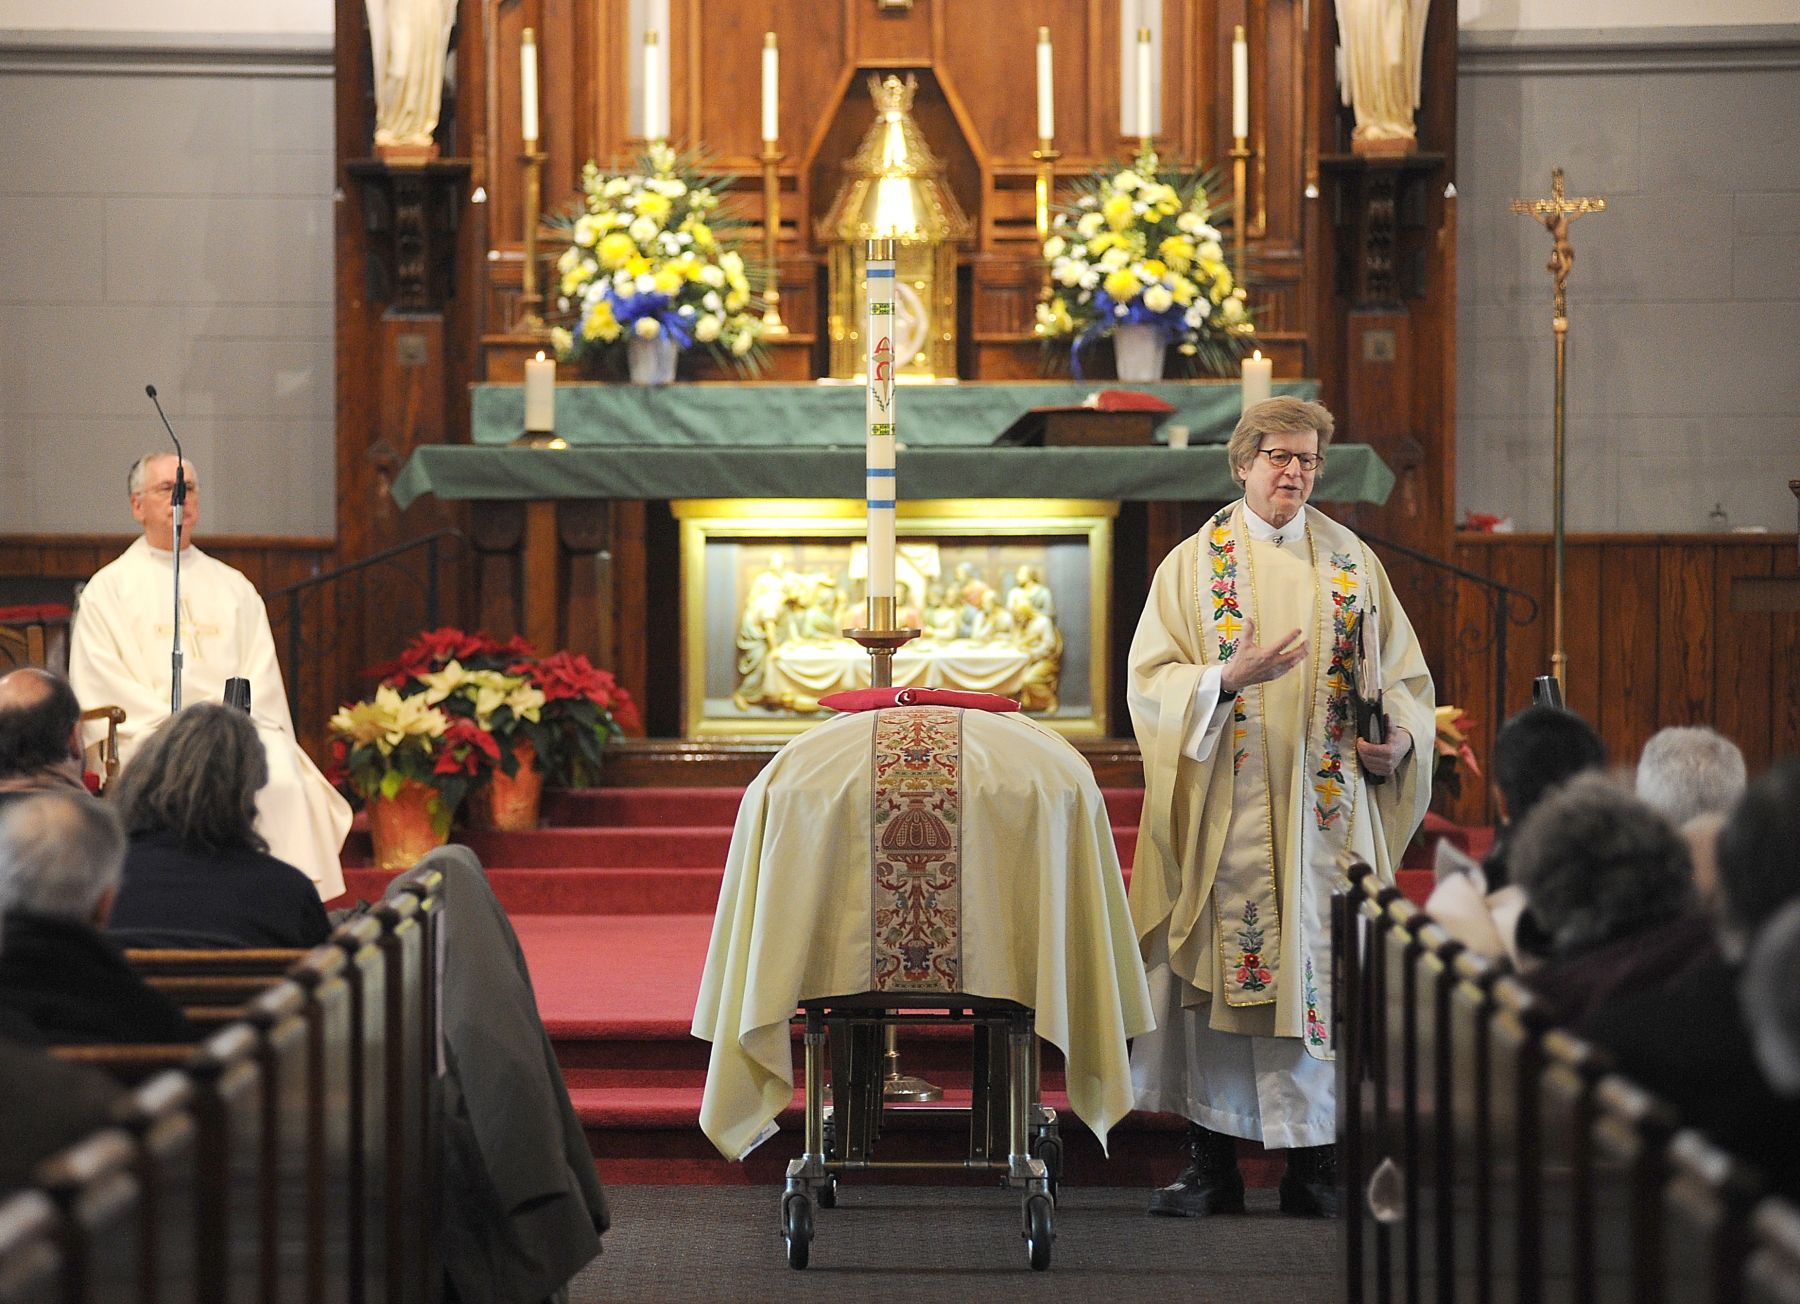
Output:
[1219, 616, 1307, 694]
[1356, 719, 1414, 777]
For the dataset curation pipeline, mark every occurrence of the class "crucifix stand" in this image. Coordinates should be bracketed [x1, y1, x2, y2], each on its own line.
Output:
[1511, 168, 1605, 698]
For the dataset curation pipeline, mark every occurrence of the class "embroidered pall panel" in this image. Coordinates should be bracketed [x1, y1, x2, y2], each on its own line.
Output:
[870, 706, 964, 992]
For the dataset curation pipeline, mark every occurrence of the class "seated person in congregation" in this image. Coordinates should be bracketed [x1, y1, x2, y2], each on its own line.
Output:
[69, 451, 350, 901]
[0, 668, 91, 813]
[1585, 758, 1800, 1201]
[1633, 724, 1746, 912]
[0, 792, 197, 1045]
[1506, 772, 1709, 1029]
[107, 704, 332, 950]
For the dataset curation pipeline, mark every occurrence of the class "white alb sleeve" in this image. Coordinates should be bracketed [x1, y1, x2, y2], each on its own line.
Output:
[1180, 664, 1237, 763]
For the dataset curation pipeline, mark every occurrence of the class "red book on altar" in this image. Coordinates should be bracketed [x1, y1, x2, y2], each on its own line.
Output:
[992, 389, 1176, 447]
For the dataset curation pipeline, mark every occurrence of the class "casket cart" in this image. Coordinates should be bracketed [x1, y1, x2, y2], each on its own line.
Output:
[780, 994, 1062, 1270]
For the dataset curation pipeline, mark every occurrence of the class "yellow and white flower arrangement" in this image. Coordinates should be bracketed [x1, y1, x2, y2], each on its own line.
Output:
[1035, 146, 1257, 377]
[547, 141, 766, 373]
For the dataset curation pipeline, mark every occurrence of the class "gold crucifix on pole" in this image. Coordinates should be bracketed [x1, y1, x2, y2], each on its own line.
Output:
[1511, 168, 1606, 697]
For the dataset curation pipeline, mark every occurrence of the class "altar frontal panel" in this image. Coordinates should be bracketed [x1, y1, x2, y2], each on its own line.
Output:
[675, 499, 1114, 739]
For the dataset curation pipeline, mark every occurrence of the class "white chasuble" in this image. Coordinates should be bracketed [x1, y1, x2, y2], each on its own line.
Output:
[70, 540, 351, 900]
[1125, 503, 1432, 1142]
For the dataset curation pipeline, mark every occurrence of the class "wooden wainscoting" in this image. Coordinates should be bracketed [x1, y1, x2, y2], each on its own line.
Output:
[1442, 532, 1800, 825]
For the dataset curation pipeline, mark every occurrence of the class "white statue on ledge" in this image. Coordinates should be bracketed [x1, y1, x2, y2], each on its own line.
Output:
[366, 0, 456, 161]
[1336, 0, 1431, 155]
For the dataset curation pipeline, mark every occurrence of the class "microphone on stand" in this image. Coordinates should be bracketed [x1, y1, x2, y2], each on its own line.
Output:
[145, 385, 187, 714]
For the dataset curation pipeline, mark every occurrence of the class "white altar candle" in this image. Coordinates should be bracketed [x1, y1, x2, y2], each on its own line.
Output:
[1036, 27, 1054, 141]
[1136, 27, 1154, 139]
[1241, 349, 1272, 413]
[521, 28, 539, 143]
[761, 32, 779, 143]
[1232, 25, 1249, 140]
[524, 350, 555, 432]
[865, 242, 897, 606]
[643, 29, 661, 141]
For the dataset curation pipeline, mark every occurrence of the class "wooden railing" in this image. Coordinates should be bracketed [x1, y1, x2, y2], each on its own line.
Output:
[0, 865, 445, 1304]
[1334, 863, 1800, 1304]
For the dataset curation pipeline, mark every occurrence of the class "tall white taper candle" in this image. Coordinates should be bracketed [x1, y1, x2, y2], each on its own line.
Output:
[1232, 25, 1249, 140]
[521, 28, 539, 142]
[643, 29, 661, 141]
[1036, 27, 1054, 141]
[1136, 27, 1154, 139]
[865, 240, 897, 607]
[762, 32, 779, 143]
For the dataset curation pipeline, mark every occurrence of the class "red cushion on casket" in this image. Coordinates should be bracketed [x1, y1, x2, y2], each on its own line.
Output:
[818, 687, 1022, 713]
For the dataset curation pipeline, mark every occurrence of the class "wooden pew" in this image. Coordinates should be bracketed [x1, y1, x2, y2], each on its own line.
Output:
[1590, 1075, 1679, 1304]
[0, 1191, 63, 1304]
[1347, 868, 1402, 1304]
[110, 1072, 198, 1304]
[289, 948, 354, 1304]
[1747, 1197, 1800, 1304]
[184, 1026, 264, 1304]
[244, 984, 312, 1304]
[383, 868, 444, 1304]
[1411, 921, 1463, 1304]
[34, 1129, 142, 1304]
[331, 916, 389, 1304]
[1487, 976, 1551, 1304]
[1536, 1031, 1607, 1304]
[1661, 1129, 1764, 1304]
[372, 892, 426, 1304]
[1333, 873, 1366, 1303]
[1447, 948, 1497, 1304]
[1378, 896, 1425, 1304]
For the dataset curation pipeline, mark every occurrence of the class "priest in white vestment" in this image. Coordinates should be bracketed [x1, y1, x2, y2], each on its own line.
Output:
[69, 453, 350, 901]
[1126, 396, 1433, 1217]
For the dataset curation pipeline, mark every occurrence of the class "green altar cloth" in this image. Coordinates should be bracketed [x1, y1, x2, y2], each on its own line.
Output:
[389, 443, 1395, 508]
[469, 379, 1319, 448]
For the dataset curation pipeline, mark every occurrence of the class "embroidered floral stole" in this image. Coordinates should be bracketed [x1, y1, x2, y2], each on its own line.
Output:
[869, 706, 964, 992]
[1200, 502, 1368, 1034]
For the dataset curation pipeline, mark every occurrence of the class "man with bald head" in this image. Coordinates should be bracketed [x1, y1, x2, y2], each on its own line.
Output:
[0, 668, 88, 813]
[68, 452, 349, 899]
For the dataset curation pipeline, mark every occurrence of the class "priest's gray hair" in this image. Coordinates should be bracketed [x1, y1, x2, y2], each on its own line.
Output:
[1227, 396, 1337, 481]
[0, 791, 126, 921]
[127, 450, 196, 498]
[112, 703, 269, 856]
[1635, 726, 1746, 830]
[1511, 772, 1695, 961]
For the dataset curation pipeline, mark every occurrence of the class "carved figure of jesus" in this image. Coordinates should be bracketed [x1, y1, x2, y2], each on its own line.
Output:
[1336, 0, 1431, 154]
[366, 0, 457, 154]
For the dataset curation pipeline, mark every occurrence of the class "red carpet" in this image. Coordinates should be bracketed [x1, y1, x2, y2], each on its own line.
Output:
[333, 784, 1485, 1186]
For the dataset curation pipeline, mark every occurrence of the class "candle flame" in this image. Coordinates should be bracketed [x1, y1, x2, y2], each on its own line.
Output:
[536, 350, 546, 361]
[1253, 349, 1263, 360]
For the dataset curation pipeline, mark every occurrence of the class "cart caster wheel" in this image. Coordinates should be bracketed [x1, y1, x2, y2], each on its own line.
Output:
[816, 1174, 837, 1208]
[1035, 1136, 1063, 1202]
[782, 1192, 814, 1269]
[1023, 1193, 1054, 1271]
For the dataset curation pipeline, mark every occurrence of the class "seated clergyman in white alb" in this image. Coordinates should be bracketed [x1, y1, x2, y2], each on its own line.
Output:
[70, 454, 350, 900]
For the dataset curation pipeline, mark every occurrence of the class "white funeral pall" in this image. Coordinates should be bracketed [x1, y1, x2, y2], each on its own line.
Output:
[692, 705, 1154, 1161]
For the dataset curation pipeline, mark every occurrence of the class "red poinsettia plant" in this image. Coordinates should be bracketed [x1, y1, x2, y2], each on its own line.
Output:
[324, 686, 502, 833]
[516, 651, 641, 787]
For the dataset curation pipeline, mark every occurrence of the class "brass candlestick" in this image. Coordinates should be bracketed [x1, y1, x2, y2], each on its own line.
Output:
[1032, 138, 1060, 295]
[760, 140, 787, 334]
[1230, 136, 1251, 288]
[519, 144, 549, 334]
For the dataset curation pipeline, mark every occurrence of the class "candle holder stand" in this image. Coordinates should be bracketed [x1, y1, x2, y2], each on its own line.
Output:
[1230, 137, 1252, 288]
[1031, 139, 1060, 298]
[518, 146, 550, 336]
[844, 599, 936, 1102]
[760, 141, 788, 334]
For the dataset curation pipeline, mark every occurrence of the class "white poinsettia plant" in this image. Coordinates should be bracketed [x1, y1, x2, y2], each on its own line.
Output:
[547, 141, 766, 373]
[1035, 147, 1257, 377]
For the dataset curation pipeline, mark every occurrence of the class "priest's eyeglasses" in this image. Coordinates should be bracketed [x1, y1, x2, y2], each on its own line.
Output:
[1257, 449, 1325, 472]
[141, 479, 199, 500]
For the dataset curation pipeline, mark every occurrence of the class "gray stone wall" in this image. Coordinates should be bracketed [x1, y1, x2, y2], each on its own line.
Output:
[0, 31, 335, 537]
[1456, 24, 1800, 533]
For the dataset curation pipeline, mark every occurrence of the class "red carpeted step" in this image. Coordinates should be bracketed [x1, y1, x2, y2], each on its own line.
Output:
[544, 787, 746, 828]
[459, 826, 735, 868]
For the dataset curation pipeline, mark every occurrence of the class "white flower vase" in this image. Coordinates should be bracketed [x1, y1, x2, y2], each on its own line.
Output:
[1112, 323, 1167, 382]
[628, 334, 680, 385]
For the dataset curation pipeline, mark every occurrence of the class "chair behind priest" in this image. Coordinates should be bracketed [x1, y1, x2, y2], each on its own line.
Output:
[0, 1191, 63, 1304]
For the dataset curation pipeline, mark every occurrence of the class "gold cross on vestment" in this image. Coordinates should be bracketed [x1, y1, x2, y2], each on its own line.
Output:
[1510, 168, 1606, 322]
[154, 600, 222, 660]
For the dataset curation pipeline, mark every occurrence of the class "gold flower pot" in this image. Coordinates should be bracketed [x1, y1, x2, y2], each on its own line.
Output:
[367, 779, 449, 872]
[469, 739, 544, 832]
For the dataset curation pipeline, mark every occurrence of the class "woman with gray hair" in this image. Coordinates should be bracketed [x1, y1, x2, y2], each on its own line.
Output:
[106, 703, 331, 948]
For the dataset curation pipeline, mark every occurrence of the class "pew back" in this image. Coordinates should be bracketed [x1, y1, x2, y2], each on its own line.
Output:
[185, 1024, 264, 1304]
[246, 982, 312, 1304]
[35, 1129, 142, 1304]
[112, 1070, 198, 1304]
[0, 1192, 62, 1304]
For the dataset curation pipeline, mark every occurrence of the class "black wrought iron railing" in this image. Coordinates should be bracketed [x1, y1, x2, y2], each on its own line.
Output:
[1357, 529, 1540, 737]
[266, 530, 467, 724]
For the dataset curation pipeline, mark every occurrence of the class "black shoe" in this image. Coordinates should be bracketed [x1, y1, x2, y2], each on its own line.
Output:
[1279, 1143, 1341, 1217]
[1148, 1123, 1246, 1217]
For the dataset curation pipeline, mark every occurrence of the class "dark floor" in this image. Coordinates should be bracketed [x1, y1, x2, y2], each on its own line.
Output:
[568, 1184, 1341, 1303]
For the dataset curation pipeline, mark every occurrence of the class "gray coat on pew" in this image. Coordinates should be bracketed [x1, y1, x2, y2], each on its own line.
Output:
[423, 846, 610, 1304]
